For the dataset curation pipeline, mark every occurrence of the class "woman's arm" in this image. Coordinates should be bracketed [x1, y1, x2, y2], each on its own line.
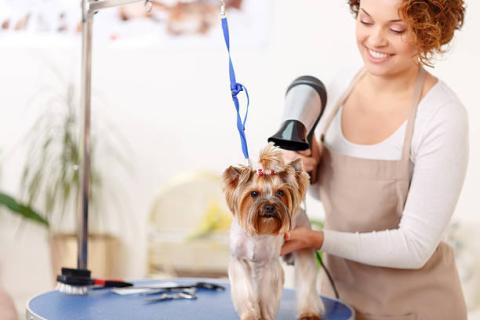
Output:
[283, 99, 469, 269]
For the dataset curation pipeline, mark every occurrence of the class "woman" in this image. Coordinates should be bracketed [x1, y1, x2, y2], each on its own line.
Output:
[281, 0, 468, 319]
[0, 287, 17, 320]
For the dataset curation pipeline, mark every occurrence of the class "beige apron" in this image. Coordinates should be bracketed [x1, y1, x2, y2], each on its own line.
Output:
[318, 68, 467, 320]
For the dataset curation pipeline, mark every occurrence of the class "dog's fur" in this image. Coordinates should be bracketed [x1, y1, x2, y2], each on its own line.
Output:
[223, 144, 323, 320]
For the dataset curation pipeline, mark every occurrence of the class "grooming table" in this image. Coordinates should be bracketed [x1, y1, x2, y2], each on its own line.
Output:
[26, 278, 354, 320]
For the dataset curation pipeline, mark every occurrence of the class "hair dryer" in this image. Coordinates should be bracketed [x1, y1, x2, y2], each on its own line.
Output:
[269, 75, 327, 151]
[268, 75, 327, 183]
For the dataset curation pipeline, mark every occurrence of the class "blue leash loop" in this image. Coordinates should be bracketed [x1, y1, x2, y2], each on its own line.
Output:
[221, 15, 250, 161]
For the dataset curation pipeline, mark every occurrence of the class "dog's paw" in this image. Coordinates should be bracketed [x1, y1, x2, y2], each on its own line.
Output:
[240, 314, 259, 320]
[298, 312, 321, 320]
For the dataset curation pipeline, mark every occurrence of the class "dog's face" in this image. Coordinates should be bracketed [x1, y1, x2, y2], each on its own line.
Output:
[223, 145, 309, 236]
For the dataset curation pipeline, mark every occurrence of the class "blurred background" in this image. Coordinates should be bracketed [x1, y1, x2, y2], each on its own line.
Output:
[0, 0, 479, 319]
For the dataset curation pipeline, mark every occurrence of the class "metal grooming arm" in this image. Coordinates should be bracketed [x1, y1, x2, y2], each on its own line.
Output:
[78, 0, 152, 270]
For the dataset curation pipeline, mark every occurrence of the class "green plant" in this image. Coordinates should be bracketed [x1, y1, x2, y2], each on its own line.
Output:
[18, 63, 129, 233]
[0, 191, 49, 227]
[20, 83, 98, 231]
[0, 150, 48, 227]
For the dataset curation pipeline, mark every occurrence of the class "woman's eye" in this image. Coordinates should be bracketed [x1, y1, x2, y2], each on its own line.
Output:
[250, 191, 259, 198]
[390, 29, 405, 34]
[360, 19, 372, 25]
[275, 190, 285, 197]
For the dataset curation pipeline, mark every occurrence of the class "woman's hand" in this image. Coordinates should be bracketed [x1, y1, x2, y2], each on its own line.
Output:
[281, 138, 323, 172]
[280, 227, 324, 256]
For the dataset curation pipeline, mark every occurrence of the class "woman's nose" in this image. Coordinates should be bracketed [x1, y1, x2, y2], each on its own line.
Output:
[369, 27, 388, 47]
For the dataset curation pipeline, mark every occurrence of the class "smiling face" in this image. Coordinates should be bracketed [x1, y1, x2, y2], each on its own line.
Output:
[356, 0, 418, 77]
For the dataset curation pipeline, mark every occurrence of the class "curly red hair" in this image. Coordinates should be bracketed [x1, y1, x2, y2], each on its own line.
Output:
[348, 0, 465, 65]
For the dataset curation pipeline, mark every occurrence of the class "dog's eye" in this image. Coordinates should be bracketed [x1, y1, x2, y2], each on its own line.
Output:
[275, 190, 285, 197]
[250, 191, 259, 198]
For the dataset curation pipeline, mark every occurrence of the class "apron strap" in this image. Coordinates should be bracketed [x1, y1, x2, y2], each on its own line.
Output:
[400, 66, 426, 162]
[320, 69, 366, 142]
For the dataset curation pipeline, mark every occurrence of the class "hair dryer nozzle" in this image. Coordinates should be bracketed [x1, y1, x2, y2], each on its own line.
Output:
[268, 120, 309, 151]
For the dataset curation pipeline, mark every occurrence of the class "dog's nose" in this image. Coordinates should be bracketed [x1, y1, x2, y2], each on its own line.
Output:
[263, 205, 276, 217]
[265, 205, 275, 213]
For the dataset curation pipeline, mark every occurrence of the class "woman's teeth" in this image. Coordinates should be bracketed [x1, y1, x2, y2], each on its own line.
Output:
[368, 49, 389, 60]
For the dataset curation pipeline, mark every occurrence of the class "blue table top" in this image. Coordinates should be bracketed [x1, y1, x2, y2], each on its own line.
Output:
[27, 279, 354, 320]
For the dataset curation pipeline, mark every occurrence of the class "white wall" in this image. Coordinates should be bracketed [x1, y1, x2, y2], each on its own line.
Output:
[1, 0, 479, 315]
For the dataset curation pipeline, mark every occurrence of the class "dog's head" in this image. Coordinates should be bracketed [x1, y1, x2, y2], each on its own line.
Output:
[223, 144, 309, 236]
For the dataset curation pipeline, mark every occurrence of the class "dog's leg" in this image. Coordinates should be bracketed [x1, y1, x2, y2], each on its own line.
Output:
[258, 261, 284, 320]
[229, 258, 261, 320]
[294, 248, 323, 320]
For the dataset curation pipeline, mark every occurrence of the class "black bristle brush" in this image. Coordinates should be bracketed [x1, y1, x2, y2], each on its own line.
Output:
[56, 268, 133, 295]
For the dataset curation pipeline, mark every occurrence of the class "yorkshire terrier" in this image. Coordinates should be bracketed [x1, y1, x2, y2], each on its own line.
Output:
[223, 144, 323, 320]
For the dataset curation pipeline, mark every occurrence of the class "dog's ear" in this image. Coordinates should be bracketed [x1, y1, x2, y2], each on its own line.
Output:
[289, 158, 303, 172]
[223, 166, 243, 190]
[288, 159, 310, 199]
[222, 165, 251, 214]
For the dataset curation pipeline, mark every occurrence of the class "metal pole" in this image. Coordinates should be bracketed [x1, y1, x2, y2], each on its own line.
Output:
[78, 0, 93, 270]
[76, 0, 149, 271]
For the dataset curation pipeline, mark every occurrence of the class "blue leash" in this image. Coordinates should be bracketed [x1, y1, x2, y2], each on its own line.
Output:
[221, 13, 250, 162]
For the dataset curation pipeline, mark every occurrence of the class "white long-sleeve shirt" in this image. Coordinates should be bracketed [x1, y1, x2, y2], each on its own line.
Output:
[311, 68, 469, 269]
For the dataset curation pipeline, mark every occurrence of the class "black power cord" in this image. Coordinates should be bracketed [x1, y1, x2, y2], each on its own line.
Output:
[315, 251, 340, 299]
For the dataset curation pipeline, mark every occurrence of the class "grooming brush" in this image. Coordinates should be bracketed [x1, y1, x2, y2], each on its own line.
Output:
[56, 267, 133, 295]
